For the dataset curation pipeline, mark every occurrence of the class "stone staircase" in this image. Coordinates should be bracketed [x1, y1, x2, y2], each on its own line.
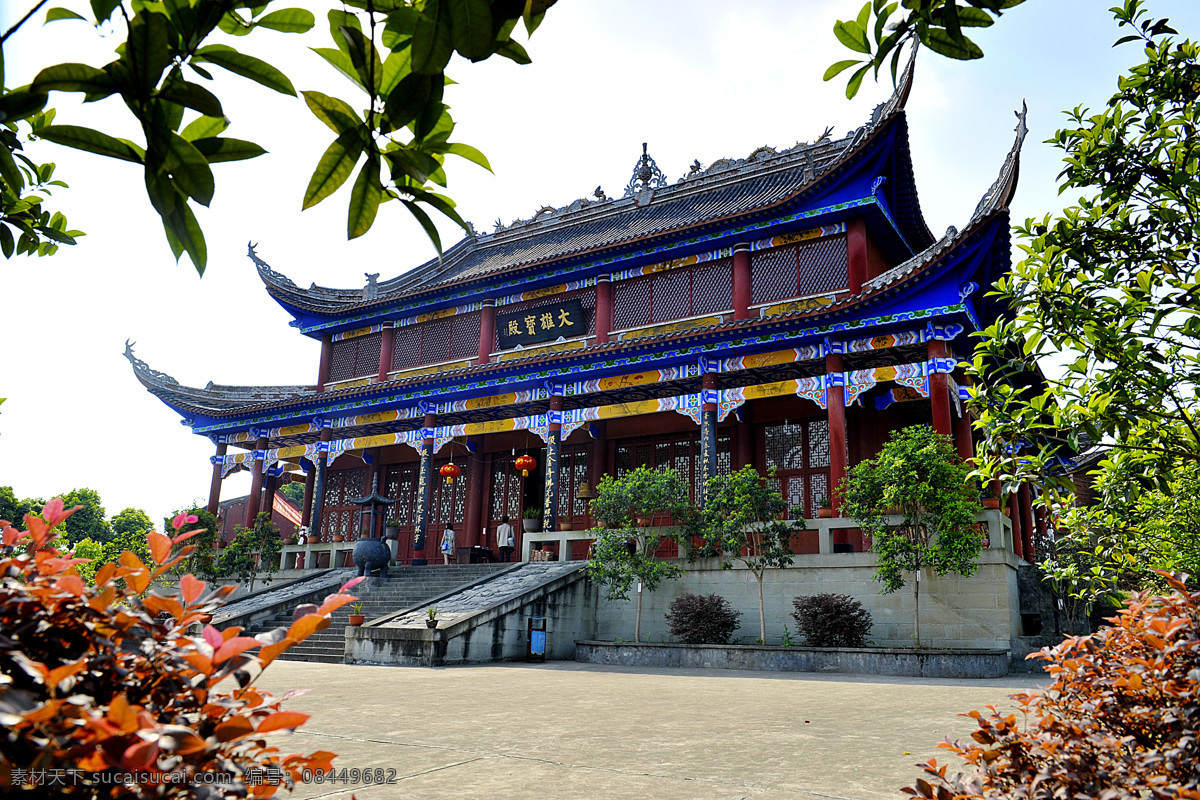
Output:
[245, 564, 509, 663]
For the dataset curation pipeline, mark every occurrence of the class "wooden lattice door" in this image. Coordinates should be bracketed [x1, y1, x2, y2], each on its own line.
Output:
[319, 468, 367, 543]
[383, 462, 419, 564]
[762, 419, 830, 518]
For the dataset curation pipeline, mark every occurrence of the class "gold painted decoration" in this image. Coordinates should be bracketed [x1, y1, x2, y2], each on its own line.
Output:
[465, 392, 518, 410]
[759, 296, 836, 317]
[495, 339, 586, 362]
[618, 315, 722, 342]
[390, 360, 472, 379]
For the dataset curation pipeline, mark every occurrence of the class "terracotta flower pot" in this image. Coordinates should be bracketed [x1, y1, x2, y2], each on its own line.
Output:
[522, 519, 541, 533]
[983, 498, 1000, 510]
[332, 534, 345, 543]
[558, 521, 573, 532]
[817, 508, 833, 519]
[348, 614, 365, 626]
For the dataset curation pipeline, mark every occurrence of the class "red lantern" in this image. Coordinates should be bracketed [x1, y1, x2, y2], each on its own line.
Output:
[514, 454, 537, 477]
[439, 463, 461, 484]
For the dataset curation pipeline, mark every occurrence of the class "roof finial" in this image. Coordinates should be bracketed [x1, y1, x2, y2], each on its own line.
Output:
[624, 142, 667, 198]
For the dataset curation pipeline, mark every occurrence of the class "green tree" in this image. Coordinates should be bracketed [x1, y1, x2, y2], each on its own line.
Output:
[110, 506, 154, 539]
[165, 506, 222, 580]
[841, 425, 985, 646]
[277, 482, 305, 505]
[57, 487, 110, 546]
[829, 1, 1200, 605]
[70, 536, 106, 584]
[1, 0, 556, 271]
[0, 485, 39, 524]
[219, 511, 282, 591]
[584, 466, 697, 642]
[701, 466, 802, 642]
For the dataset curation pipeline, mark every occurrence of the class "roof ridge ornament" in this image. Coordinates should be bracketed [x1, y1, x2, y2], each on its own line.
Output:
[623, 142, 668, 201]
[123, 339, 180, 388]
[247, 242, 297, 290]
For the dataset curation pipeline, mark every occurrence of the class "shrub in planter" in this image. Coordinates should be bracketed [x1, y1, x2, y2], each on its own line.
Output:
[665, 593, 742, 645]
[903, 573, 1200, 800]
[0, 500, 360, 795]
[791, 593, 873, 647]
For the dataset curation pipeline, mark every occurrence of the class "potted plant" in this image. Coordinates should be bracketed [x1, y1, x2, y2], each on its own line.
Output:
[522, 507, 542, 533]
[348, 602, 365, 626]
[981, 482, 1001, 510]
[384, 518, 401, 539]
[558, 518, 573, 532]
[331, 532, 345, 543]
[425, 607, 439, 629]
[816, 496, 833, 519]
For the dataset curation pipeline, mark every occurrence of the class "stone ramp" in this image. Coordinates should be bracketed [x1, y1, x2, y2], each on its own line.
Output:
[347, 561, 594, 667]
[230, 565, 509, 663]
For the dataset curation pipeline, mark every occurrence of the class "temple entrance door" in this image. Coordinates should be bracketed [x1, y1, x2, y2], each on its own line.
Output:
[763, 419, 830, 519]
[429, 456, 468, 554]
[487, 452, 528, 557]
[319, 468, 367, 544]
[383, 462, 419, 565]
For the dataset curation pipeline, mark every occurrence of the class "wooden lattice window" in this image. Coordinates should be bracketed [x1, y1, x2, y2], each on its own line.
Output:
[319, 468, 367, 542]
[615, 432, 732, 504]
[751, 237, 847, 305]
[763, 419, 830, 518]
[328, 333, 383, 382]
[612, 259, 733, 330]
[489, 453, 524, 523]
[429, 457, 468, 528]
[390, 311, 484, 373]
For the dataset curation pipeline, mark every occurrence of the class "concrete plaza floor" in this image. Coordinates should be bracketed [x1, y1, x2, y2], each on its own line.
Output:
[254, 660, 1048, 800]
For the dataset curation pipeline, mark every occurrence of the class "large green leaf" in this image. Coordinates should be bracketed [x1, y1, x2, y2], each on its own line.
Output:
[379, 48, 412, 95]
[0, 146, 23, 192]
[401, 198, 441, 253]
[435, 141, 491, 171]
[256, 8, 315, 33]
[338, 25, 381, 93]
[923, 28, 983, 60]
[303, 133, 363, 210]
[126, 11, 173, 93]
[194, 45, 296, 95]
[412, 0, 452, 74]
[161, 199, 207, 274]
[833, 20, 870, 54]
[162, 132, 215, 206]
[823, 59, 862, 82]
[0, 90, 49, 124]
[191, 137, 267, 163]
[447, 0, 493, 61]
[310, 47, 365, 91]
[302, 91, 361, 135]
[495, 39, 530, 65]
[156, 79, 223, 118]
[383, 73, 432, 130]
[180, 114, 230, 141]
[44, 8, 88, 23]
[30, 63, 113, 96]
[37, 125, 143, 163]
[347, 156, 382, 239]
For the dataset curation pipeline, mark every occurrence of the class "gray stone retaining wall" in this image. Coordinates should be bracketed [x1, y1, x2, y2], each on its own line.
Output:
[575, 641, 1011, 679]
[594, 551, 1022, 651]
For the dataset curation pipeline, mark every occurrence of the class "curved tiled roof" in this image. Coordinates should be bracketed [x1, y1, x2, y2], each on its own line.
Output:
[255, 49, 924, 317]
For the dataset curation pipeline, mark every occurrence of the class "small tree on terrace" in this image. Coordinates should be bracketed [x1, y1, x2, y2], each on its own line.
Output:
[219, 512, 282, 592]
[842, 425, 985, 646]
[584, 466, 697, 642]
[702, 466, 803, 642]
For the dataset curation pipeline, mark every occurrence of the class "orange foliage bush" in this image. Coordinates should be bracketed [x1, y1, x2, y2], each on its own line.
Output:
[0, 499, 362, 797]
[905, 573, 1200, 800]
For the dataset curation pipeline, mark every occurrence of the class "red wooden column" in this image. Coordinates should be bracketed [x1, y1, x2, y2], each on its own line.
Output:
[928, 339, 953, 438]
[316, 334, 333, 392]
[377, 324, 395, 382]
[826, 352, 847, 512]
[261, 471, 279, 525]
[207, 441, 227, 516]
[953, 389, 975, 463]
[310, 427, 332, 541]
[595, 277, 613, 344]
[244, 435, 269, 528]
[478, 300, 496, 363]
[735, 406, 754, 470]
[300, 465, 317, 528]
[587, 420, 607, 489]
[847, 218, 868, 294]
[1009, 494, 1024, 560]
[463, 444, 486, 547]
[1018, 482, 1035, 562]
[732, 243, 751, 320]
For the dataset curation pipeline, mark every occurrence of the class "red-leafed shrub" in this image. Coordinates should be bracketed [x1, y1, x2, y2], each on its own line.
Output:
[0, 500, 362, 797]
[665, 593, 742, 644]
[791, 593, 873, 648]
[905, 573, 1200, 800]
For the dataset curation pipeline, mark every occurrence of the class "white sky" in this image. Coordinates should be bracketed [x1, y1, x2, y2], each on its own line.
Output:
[3, 0, 1198, 526]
